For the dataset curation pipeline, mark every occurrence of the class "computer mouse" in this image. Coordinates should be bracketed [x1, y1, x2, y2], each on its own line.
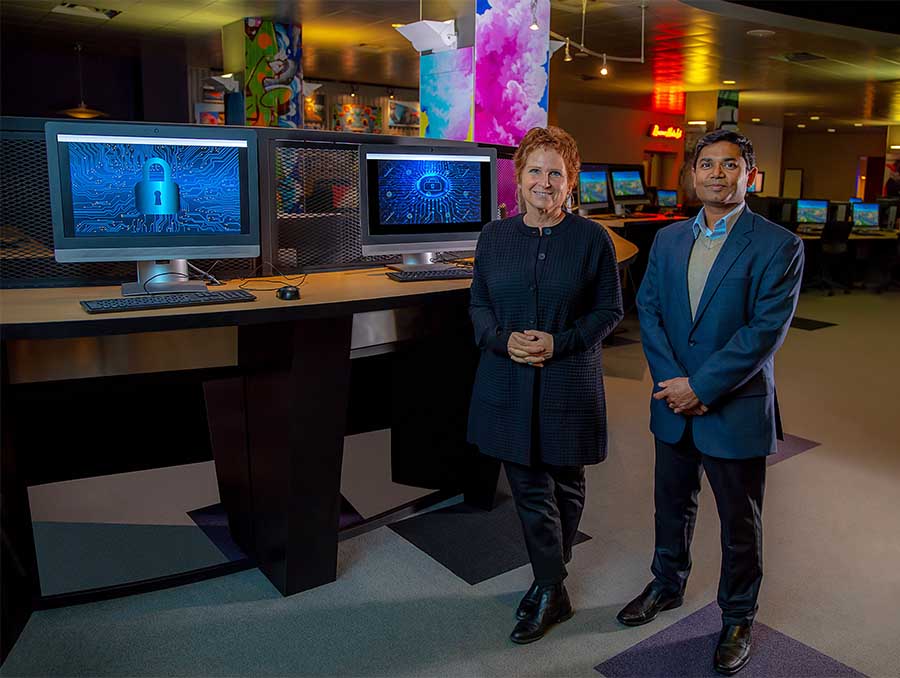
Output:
[275, 285, 300, 301]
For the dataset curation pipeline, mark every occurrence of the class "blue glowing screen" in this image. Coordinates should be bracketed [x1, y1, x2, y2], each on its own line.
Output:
[376, 159, 482, 225]
[852, 203, 879, 227]
[66, 141, 242, 237]
[797, 199, 828, 224]
[657, 189, 677, 207]
[611, 170, 644, 196]
[579, 171, 608, 204]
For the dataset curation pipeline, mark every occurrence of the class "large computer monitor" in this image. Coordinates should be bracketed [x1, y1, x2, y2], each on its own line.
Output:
[796, 199, 828, 224]
[852, 202, 880, 228]
[576, 163, 610, 215]
[45, 121, 260, 295]
[657, 189, 677, 208]
[358, 144, 497, 269]
[607, 164, 650, 210]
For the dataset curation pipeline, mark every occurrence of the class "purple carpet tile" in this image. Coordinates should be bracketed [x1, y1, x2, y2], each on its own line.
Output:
[188, 497, 364, 561]
[790, 317, 838, 331]
[595, 602, 865, 678]
[186, 504, 247, 562]
[768, 434, 821, 466]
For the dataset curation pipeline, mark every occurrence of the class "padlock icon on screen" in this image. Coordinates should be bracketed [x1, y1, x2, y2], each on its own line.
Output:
[134, 157, 180, 215]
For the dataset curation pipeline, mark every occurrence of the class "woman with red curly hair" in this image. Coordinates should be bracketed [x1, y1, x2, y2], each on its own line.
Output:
[467, 126, 623, 644]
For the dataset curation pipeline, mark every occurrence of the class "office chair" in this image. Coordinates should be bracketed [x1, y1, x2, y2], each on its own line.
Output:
[807, 221, 853, 296]
[875, 235, 900, 293]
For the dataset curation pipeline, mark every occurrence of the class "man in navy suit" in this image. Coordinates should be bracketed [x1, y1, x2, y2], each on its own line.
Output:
[617, 130, 804, 675]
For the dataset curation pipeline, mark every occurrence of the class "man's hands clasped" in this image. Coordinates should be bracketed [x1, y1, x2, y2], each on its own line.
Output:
[508, 330, 554, 367]
[653, 377, 709, 417]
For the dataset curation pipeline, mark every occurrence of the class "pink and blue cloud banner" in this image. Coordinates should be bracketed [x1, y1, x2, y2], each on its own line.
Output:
[420, 47, 474, 141]
[474, 0, 550, 146]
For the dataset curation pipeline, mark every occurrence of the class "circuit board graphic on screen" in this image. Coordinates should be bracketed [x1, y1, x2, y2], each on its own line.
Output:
[611, 170, 644, 196]
[377, 159, 482, 225]
[579, 171, 608, 204]
[67, 142, 241, 236]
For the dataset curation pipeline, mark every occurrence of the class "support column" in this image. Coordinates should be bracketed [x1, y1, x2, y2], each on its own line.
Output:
[222, 18, 303, 127]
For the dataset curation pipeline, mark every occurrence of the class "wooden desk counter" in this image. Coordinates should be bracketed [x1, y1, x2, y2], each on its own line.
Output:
[798, 231, 899, 242]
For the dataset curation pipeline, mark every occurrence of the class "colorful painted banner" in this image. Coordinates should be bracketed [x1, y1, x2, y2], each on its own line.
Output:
[474, 0, 550, 145]
[243, 18, 302, 128]
[420, 47, 474, 141]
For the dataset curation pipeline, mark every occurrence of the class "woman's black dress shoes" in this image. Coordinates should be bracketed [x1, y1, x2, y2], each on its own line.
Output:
[510, 583, 574, 644]
[616, 582, 684, 626]
[714, 624, 752, 675]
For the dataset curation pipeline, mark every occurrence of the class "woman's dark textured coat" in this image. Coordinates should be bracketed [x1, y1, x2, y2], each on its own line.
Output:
[467, 213, 624, 467]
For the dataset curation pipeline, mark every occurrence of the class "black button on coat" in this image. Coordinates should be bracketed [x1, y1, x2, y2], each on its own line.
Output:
[467, 213, 624, 466]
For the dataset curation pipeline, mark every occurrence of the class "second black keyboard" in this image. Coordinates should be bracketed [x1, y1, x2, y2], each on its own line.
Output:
[386, 268, 474, 282]
[80, 289, 258, 314]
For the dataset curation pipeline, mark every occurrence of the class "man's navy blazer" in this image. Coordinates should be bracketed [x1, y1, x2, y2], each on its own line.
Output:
[636, 207, 804, 459]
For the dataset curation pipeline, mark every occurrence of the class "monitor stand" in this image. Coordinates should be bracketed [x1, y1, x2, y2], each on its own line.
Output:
[121, 259, 208, 296]
[386, 252, 455, 273]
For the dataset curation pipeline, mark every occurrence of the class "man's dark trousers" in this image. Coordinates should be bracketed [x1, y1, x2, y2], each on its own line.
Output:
[651, 420, 766, 626]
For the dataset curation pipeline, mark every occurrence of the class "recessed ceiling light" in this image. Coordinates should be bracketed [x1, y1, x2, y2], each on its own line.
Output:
[827, 128, 836, 133]
[746, 29, 775, 38]
[751, 117, 761, 122]
[854, 123, 864, 127]
[797, 124, 806, 128]
[891, 145, 900, 150]
[722, 80, 736, 85]
[391, 23, 405, 28]
[687, 120, 707, 125]
[810, 116, 820, 120]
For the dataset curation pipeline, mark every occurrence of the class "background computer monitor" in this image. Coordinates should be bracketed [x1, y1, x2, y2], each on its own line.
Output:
[576, 163, 610, 215]
[358, 144, 497, 267]
[657, 189, 677, 208]
[849, 197, 862, 204]
[796, 199, 828, 224]
[829, 201, 850, 223]
[771, 198, 796, 225]
[607, 164, 650, 209]
[45, 121, 260, 295]
[746, 171, 765, 194]
[852, 202, 880, 228]
[876, 197, 899, 229]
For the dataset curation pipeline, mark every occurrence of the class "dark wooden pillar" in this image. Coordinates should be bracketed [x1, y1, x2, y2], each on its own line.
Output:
[237, 315, 353, 595]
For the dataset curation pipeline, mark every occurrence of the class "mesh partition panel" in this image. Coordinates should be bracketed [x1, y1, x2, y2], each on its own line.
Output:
[0, 133, 258, 288]
[272, 143, 397, 271]
[497, 157, 519, 218]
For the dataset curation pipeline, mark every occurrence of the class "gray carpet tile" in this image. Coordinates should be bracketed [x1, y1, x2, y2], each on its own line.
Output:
[390, 494, 591, 585]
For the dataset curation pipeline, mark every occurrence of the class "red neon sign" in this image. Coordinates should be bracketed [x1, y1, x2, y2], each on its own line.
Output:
[648, 124, 684, 139]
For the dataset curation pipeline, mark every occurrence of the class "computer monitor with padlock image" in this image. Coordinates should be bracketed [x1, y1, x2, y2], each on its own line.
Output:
[45, 121, 260, 295]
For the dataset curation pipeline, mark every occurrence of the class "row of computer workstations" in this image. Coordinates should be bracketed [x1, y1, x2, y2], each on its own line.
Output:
[746, 195, 900, 236]
[574, 163, 679, 217]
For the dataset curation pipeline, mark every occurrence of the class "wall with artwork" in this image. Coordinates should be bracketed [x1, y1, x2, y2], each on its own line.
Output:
[300, 82, 420, 136]
[420, 47, 473, 141]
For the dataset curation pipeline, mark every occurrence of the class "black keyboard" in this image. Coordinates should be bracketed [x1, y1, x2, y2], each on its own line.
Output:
[386, 268, 474, 282]
[80, 289, 257, 314]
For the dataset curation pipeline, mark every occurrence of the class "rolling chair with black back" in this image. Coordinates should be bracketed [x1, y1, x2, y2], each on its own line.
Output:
[807, 221, 853, 296]
[874, 234, 900, 293]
